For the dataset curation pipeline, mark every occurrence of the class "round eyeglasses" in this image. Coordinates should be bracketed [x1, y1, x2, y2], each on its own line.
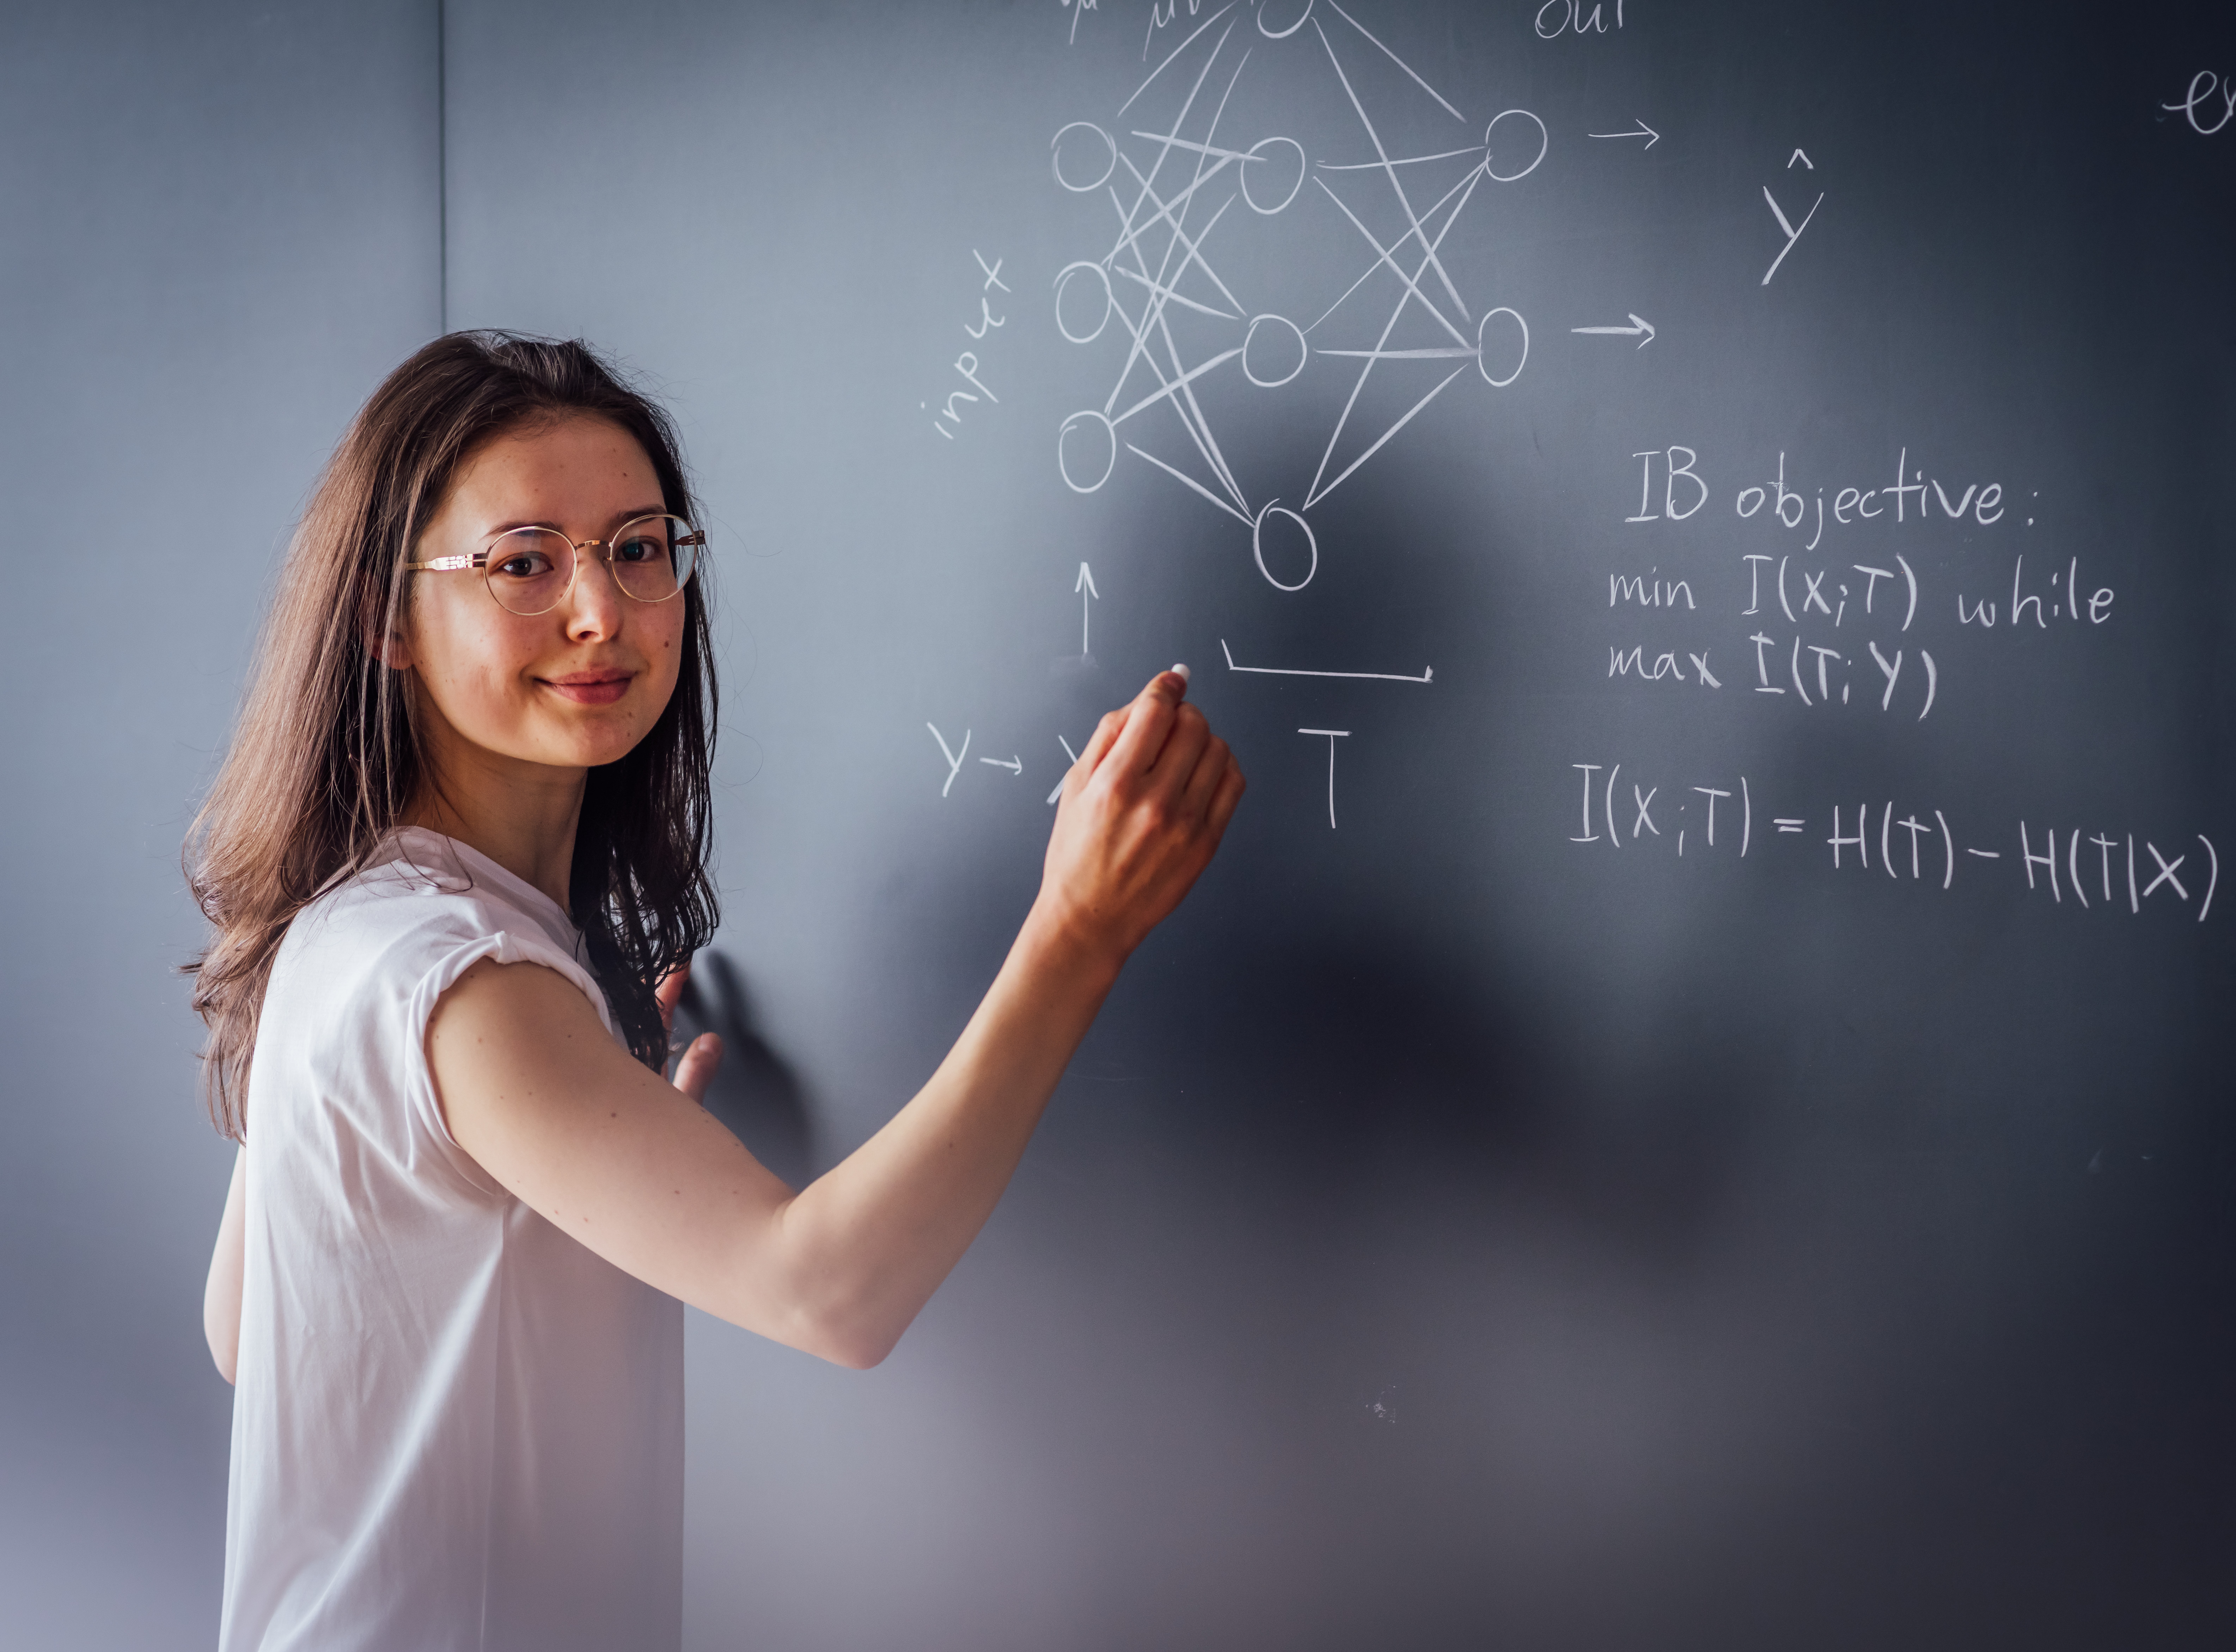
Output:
[404, 514, 704, 617]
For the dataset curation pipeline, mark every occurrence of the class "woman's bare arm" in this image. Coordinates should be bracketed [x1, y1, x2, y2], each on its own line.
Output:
[205, 1146, 247, 1383]
[430, 670, 1242, 1369]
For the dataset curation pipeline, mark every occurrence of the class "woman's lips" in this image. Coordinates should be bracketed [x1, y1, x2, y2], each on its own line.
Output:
[540, 671, 633, 706]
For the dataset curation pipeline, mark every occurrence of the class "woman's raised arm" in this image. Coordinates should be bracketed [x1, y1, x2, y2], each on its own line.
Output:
[430, 670, 1242, 1368]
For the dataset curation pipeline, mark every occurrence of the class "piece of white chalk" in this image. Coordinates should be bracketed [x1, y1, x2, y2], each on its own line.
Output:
[1170, 663, 1190, 684]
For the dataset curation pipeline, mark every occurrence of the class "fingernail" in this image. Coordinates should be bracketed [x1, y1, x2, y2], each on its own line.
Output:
[1169, 663, 1191, 684]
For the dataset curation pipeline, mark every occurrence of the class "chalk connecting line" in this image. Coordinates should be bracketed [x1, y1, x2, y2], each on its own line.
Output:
[1222, 638, 1430, 683]
[1051, 1, 1550, 592]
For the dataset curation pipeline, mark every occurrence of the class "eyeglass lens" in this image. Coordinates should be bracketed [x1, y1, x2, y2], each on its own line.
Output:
[483, 515, 698, 616]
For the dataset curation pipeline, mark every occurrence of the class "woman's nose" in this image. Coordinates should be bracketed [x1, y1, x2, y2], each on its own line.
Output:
[564, 546, 627, 639]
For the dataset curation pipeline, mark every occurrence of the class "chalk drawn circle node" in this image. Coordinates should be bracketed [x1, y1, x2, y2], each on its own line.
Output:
[1242, 314, 1309, 387]
[1241, 137, 1307, 214]
[1053, 261, 1117, 345]
[1051, 122, 1118, 193]
[1253, 502, 1319, 592]
[1257, 0, 1314, 39]
[1058, 411, 1118, 494]
[1477, 307, 1528, 387]
[1484, 109, 1548, 182]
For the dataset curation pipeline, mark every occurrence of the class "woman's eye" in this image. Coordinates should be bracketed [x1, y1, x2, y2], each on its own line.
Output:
[493, 549, 555, 579]
[614, 535, 665, 566]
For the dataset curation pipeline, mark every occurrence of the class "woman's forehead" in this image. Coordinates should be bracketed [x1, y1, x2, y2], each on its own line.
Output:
[446, 415, 662, 524]
[464, 414, 655, 487]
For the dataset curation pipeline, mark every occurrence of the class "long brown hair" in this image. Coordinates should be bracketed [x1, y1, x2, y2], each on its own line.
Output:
[186, 332, 719, 1139]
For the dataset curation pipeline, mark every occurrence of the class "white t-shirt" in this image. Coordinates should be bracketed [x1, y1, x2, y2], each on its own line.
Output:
[220, 827, 683, 1652]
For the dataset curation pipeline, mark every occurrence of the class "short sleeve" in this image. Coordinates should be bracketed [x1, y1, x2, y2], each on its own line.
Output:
[400, 925, 621, 1194]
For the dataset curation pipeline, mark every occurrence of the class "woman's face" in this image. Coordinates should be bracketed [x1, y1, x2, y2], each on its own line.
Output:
[398, 414, 686, 779]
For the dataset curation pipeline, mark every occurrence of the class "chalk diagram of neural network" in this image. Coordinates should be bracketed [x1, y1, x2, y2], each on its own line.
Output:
[1049, 0, 1547, 593]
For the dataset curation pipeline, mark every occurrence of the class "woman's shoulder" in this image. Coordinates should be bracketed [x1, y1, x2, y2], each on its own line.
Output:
[275, 829, 604, 1020]
[251, 833, 605, 1193]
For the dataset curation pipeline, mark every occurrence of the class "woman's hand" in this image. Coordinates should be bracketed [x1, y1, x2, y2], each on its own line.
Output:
[1039, 669, 1246, 964]
[654, 962, 724, 1105]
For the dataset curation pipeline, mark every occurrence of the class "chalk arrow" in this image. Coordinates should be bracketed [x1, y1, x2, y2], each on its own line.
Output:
[1588, 119, 1660, 149]
[1075, 562, 1098, 655]
[1788, 148, 1814, 170]
[979, 755, 1023, 775]
[1569, 313, 1656, 348]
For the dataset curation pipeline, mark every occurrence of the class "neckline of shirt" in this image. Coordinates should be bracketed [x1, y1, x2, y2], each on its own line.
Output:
[376, 826, 578, 944]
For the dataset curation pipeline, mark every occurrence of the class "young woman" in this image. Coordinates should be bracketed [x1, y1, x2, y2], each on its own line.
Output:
[191, 332, 1243, 1651]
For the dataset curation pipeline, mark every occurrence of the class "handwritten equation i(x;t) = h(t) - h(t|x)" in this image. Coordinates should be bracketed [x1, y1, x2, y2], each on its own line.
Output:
[1567, 763, 2217, 923]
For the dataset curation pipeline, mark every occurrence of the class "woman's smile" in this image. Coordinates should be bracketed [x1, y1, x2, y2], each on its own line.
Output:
[539, 667, 635, 706]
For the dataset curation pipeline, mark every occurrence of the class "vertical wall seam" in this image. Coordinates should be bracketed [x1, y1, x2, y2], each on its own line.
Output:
[437, 0, 448, 332]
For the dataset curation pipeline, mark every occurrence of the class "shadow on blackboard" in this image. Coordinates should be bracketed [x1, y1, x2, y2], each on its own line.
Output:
[674, 950, 814, 1189]
[1143, 900, 1771, 1274]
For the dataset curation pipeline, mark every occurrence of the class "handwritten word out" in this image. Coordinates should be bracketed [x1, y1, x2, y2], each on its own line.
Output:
[1536, 0, 1624, 38]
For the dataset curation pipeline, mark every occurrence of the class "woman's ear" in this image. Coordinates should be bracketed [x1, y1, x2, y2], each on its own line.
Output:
[367, 611, 415, 672]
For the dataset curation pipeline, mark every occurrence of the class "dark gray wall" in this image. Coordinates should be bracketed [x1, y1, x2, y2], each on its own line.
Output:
[0, 2, 438, 1645]
[8, 2, 2234, 1649]
[443, 4, 2236, 1649]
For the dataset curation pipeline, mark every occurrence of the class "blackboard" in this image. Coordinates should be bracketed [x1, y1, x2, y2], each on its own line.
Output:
[447, 2, 2234, 1645]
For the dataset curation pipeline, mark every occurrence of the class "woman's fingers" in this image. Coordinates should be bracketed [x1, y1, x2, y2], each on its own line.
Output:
[672, 1032, 724, 1106]
[1074, 669, 1199, 794]
[1147, 703, 1212, 799]
[1179, 734, 1234, 821]
[1077, 706, 1127, 772]
[1057, 706, 1128, 804]
[654, 959, 692, 1035]
[1208, 758, 1247, 835]
[1034, 667, 1242, 961]
[1104, 671, 1186, 780]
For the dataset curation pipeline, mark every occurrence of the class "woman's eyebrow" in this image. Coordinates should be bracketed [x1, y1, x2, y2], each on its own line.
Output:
[479, 505, 670, 539]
